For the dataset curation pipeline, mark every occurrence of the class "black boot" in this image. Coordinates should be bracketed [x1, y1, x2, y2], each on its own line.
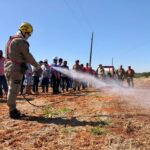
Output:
[9, 109, 26, 119]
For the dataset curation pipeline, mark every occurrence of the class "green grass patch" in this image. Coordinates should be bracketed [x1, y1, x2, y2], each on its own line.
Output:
[90, 127, 106, 136]
[42, 106, 73, 118]
[90, 119, 110, 136]
[58, 108, 73, 115]
[42, 106, 58, 118]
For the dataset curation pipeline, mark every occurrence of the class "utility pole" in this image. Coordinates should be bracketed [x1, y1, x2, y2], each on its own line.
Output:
[89, 32, 94, 67]
[112, 57, 114, 66]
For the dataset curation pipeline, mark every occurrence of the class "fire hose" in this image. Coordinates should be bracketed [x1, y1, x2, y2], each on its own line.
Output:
[22, 94, 47, 108]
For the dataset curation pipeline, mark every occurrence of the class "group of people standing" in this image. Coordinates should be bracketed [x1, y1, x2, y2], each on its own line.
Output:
[21, 58, 98, 95]
[1, 52, 135, 100]
[0, 22, 135, 119]
[20, 57, 70, 95]
[23, 58, 95, 94]
[116, 65, 135, 87]
[96, 64, 135, 87]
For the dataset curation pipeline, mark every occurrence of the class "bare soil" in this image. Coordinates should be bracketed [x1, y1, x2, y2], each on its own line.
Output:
[0, 78, 150, 150]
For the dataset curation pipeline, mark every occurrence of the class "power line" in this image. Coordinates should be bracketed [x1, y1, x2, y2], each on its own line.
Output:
[63, 0, 94, 66]
[63, 0, 93, 33]
[75, 0, 94, 32]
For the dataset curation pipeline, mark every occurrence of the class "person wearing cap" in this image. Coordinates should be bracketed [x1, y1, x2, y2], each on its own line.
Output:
[4, 22, 41, 119]
[126, 66, 135, 88]
[0, 50, 8, 98]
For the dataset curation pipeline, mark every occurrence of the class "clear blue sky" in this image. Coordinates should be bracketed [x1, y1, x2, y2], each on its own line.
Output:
[0, 0, 150, 72]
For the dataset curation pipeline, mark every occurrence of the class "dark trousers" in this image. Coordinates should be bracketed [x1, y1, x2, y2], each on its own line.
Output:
[0, 75, 8, 96]
[32, 76, 39, 92]
[51, 75, 60, 94]
[62, 77, 69, 91]
[42, 77, 49, 93]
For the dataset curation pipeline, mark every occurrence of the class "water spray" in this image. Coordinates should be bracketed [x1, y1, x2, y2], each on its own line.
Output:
[52, 67, 150, 108]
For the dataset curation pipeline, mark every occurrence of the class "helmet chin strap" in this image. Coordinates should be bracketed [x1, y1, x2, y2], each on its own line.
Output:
[16, 31, 29, 40]
[16, 31, 24, 37]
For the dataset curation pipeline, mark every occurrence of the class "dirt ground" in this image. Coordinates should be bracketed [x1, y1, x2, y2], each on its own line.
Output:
[0, 78, 150, 150]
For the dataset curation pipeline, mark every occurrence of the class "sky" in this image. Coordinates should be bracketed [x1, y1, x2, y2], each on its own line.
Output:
[0, 0, 150, 72]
